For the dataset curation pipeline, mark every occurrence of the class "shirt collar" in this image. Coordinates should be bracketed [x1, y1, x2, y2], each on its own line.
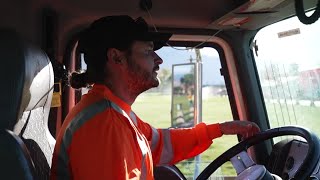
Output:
[90, 84, 131, 113]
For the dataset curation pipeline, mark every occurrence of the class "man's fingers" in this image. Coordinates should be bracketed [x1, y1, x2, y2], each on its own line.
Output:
[220, 121, 260, 136]
[244, 123, 259, 138]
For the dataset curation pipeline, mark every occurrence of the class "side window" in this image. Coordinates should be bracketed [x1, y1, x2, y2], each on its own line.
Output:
[132, 47, 237, 177]
[80, 53, 89, 95]
[253, 11, 320, 143]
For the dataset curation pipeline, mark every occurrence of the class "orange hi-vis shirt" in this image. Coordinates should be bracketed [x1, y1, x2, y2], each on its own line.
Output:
[50, 84, 223, 180]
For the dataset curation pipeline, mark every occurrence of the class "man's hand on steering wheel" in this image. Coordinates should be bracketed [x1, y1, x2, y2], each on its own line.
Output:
[220, 121, 261, 139]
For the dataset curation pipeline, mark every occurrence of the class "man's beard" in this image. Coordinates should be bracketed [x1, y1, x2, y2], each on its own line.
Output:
[126, 59, 160, 96]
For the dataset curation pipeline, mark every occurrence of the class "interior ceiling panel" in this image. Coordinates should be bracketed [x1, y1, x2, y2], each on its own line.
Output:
[38, 0, 244, 29]
[33, 0, 318, 33]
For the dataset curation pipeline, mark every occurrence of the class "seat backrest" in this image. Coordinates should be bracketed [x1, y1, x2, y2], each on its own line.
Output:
[0, 29, 55, 180]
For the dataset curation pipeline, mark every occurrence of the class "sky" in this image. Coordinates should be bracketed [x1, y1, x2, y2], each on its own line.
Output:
[254, 10, 320, 71]
[156, 47, 224, 85]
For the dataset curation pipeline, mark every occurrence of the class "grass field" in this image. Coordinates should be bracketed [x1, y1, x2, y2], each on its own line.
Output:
[132, 93, 320, 178]
[265, 103, 320, 143]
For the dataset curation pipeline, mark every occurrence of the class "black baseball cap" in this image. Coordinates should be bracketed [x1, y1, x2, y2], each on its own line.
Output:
[79, 15, 172, 52]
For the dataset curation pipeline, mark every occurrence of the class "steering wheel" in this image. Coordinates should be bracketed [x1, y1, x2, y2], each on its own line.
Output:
[196, 126, 320, 180]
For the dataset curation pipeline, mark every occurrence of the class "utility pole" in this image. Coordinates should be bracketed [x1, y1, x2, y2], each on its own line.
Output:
[195, 48, 202, 62]
[194, 48, 202, 179]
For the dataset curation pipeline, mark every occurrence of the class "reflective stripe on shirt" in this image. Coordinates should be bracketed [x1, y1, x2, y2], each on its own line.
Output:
[57, 99, 152, 179]
[56, 100, 110, 179]
[150, 127, 160, 151]
[110, 102, 151, 179]
[158, 129, 174, 165]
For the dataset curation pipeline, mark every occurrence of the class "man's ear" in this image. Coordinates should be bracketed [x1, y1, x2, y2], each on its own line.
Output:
[107, 48, 124, 64]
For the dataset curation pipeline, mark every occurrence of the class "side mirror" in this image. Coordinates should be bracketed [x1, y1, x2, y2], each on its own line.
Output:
[171, 63, 196, 128]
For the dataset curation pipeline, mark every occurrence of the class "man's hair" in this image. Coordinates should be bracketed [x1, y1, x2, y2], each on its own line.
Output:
[70, 40, 133, 89]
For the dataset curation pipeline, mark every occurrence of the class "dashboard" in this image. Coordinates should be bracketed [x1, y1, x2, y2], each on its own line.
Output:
[268, 139, 320, 179]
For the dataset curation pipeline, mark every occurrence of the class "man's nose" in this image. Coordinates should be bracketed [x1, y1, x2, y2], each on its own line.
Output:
[153, 52, 163, 65]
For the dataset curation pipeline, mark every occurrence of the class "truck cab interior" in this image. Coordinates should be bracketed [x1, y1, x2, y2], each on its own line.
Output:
[1, 0, 320, 179]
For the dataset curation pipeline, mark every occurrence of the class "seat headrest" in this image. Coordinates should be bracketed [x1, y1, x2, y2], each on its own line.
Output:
[0, 29, 54, 130]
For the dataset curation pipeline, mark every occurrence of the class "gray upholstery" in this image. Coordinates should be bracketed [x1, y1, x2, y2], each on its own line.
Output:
[0, 29, 55, 180]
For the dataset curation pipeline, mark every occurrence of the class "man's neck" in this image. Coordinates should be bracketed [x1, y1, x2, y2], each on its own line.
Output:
[104, 81, 137, 106]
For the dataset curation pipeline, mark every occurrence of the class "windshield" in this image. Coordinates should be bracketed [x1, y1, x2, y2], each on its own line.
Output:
[253, 11, 320, 141]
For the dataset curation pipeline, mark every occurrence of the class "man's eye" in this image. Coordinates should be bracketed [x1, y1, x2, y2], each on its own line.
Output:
[144, 50, 154, 55]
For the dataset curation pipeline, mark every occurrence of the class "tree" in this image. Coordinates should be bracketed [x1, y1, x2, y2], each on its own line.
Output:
[180, 73, 194, 95]
[158, 68, 171, 85]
